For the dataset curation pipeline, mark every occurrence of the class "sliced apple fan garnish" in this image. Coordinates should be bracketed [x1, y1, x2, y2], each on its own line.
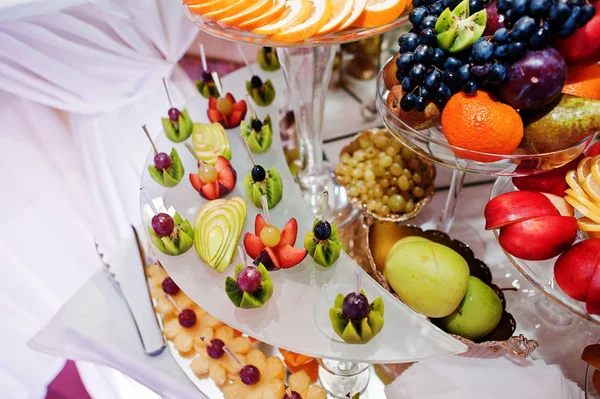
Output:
[194, 197, 247, 272]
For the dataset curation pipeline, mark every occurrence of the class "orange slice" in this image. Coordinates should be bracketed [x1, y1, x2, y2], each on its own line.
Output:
[338, 0, 368, 30]
[578, 217, 600, 232]
[270, 0, 333, 42]
[188, 0, 231, 15]
[592, 156, 600, 183]
[220, 0, 273, 27]
[253, 0, 313, 37]
[317, 0, 355, 36]
[202, 0, 259, 20]
[238, 0, 287, 30]
[578, 156, 593, 182]
[566, 170, 587, 197]
[352, 0, 410, 28]
[583, 173, 600, 203]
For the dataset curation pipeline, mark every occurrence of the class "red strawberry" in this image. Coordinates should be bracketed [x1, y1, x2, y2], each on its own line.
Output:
[277, 245, 307, 269]
[217, 166, 236, 191]
[208, 95, 218, 110]
[214, 156, 232, 172]
[232, 99, 247, 115]
[200, 182, 219, 200]
[228, 110, 244, 129]
[225, 92, 235, 103]
[255, 214, 267, 236]
[244, 233, 264, 259]
[207, 109, 222, 124]
[263, 247, 281, 269]
[278, 218, 298, 248]
[189, 173, 205, 191]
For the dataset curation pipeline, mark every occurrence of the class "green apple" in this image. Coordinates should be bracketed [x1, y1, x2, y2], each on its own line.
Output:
[436, 276, 502, 341]
[385, 238, 469, 318]
[191, 122, 231, 164]
[194, 197, 246, 272]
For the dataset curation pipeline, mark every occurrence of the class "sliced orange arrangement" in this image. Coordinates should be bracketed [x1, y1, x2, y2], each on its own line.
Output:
[185, 0, 408, 43]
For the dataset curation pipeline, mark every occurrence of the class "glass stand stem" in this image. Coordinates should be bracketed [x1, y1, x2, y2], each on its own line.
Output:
[318, 359, 370, 398]
[438, 169, 466, 233]
[276, 46, 354, 225]
[535, 296, 573, 327]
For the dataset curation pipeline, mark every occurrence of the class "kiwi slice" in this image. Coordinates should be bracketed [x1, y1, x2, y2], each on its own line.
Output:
[435, 0, 486, 53]
[148, 148, 185, 188]
[257, 49, 280, 72]
[240, 115, 273, 153]
[246, 79, 276, 107]
[225, 262, 273, 309]
[328, 292, 385, 344]
[162, 109, 193, 143]
[148, 212, 194, 256]
[304, 218, 343, 267]
[243, 167, 283, 209]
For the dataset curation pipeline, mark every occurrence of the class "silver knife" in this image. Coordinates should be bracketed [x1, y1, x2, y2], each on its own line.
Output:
[96, 226, 166, 356]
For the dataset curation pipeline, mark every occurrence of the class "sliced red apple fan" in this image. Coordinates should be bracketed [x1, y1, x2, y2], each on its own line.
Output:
[244, 214, 307, 270]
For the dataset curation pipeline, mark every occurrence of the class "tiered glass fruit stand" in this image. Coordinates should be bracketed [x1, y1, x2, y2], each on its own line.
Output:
[140, 11, 474, 398]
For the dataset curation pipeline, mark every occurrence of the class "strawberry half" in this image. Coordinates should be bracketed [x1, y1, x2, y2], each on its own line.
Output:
[244, 216, 305, 269]
[277, 244, 307, 269]
[206, 93, 246, 129]
[189, 156, 236, 201]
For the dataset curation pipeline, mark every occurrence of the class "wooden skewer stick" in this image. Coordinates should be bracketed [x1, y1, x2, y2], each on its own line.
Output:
[239, 136, 257, 166]
[162, 78, 173, 108]
[140, 187, 159, 215]
[142, 125, 158, 155]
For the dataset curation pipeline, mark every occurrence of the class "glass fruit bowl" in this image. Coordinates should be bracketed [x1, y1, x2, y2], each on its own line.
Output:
[490, 176, 600, 326]
[375, 60, 589, 176]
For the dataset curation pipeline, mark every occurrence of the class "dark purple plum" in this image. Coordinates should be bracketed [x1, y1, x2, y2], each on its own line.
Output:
[483, 0, 506, 36]
[498, 48, 567, 110]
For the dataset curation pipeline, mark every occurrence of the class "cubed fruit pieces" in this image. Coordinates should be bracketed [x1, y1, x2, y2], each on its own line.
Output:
[189, 156, 237, 200]
[485, 191, 577, 261]
[207, 93, 247, 129]
[554, 239, 600, 315]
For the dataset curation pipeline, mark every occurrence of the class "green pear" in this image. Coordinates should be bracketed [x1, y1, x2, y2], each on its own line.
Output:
[436, 276, 502, 341]
[384, 239, 469, 318]
[521, 94, 600, 153]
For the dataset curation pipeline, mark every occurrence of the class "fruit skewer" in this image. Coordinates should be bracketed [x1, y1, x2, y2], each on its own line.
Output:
[161, 78, 194, 142]
[185, 142, 237, 200]
[225, 245, 274, 309]
[196, 43, 222, 99]
[143, 125, 185, 187]
[239, 135, 283, 209]
[238, 44, 276, 107]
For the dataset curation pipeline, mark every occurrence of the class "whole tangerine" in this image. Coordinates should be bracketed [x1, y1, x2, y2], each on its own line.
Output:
[441, 91, 524, 163]
[562, 63, 600, 101]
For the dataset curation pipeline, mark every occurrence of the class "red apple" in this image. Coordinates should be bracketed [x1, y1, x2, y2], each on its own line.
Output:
[499, 216, 578, 261]
[512, 155, 584, 196]
[555, 239, 600, 301]
[586, 266, 600, 315]
[554, 5, 600, 66]
[587, 141, 600, 157]
[485, 191, 561, 230]
[541, 193, 574, 217]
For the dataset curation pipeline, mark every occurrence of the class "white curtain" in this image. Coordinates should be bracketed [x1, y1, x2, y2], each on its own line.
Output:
[0, 0, 198, 396]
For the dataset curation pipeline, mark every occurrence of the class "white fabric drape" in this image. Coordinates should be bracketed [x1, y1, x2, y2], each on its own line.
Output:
[0, 0, 198, 396]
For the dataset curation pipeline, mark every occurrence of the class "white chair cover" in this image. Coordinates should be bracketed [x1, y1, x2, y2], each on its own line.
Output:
[0, 0, 197, 396]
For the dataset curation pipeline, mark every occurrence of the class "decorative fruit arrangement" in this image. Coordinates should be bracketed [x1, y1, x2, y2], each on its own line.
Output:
[225, 247, 274, 309]
[564, 155, 600, 235]
[186, 0, 411, 44]
[244, 199, 307, 270]
[187, 142, 237, 201]
[383, 0, 600, 161]
[246, 75, 276, 107]
[304, 192, 344, 267]
[334, 130, 435, 218]
[161, 79, 194, 143]
[329, 287, 385, 344]
[240, 136, 284, 209]
[194, 197, 247, 272]
[241, 112, 273, 153]
[195, 44, 222, 99]
[368, 222, 516, 343]
[143, 125, 184, 188]
[257, 47, 280, 71]
[191, 122, 232, 164]
[208, 93, 247, 129]
[147, 211, 194, 257]
[147, 264, 326, 397]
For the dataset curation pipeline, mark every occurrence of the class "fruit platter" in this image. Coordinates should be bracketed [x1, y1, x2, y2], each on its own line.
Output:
[334, 128, 437, 222]
[376, 0, 600, 176]
[488, 144, 600, 325]
[183, 0, 412, 46]
[139, 65, 468, 365]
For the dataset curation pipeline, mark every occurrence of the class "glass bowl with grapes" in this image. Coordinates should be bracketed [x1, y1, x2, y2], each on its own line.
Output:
[376, 0, 599, 177]
[334, 128, 436, 222]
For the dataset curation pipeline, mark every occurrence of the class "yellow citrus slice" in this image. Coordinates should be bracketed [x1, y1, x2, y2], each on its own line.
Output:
[592, 156, 600, 184]
[202, 0, 259, 20]
[220, 0, 273, 27]
[578, 217, 600, 232]
[352, 0, 409, 28]
[254, 0, 313, 37]
[317, 0, 355, 36]
[238, 0, 287, 30]
[565, 194, 600, 224]
[583, 173, 600, 203]
[577, 156, 593, 182]
[188, 0, 231, 15]
[270, 0, 333, 42]
[338, 0, 368, 30]
[566, 170, 587, 197]
[587, 231, 600, 238]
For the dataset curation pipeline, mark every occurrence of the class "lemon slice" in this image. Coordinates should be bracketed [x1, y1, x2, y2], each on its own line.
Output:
[578, 217, 600, 232]
[583, 173, 600, 203]
[577, 156, 593, 182]
[592, 155, 600, 184]
[566, 170, 587, 197]
[352, 0, 410, 28]
[253, 0, 312, 36]
[238, 0, 287, 30]
[270, 0, 333, 42]
[338, 0, 368, 30]
[565, 194, 600, 224]
[317, 0, 355, 36]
